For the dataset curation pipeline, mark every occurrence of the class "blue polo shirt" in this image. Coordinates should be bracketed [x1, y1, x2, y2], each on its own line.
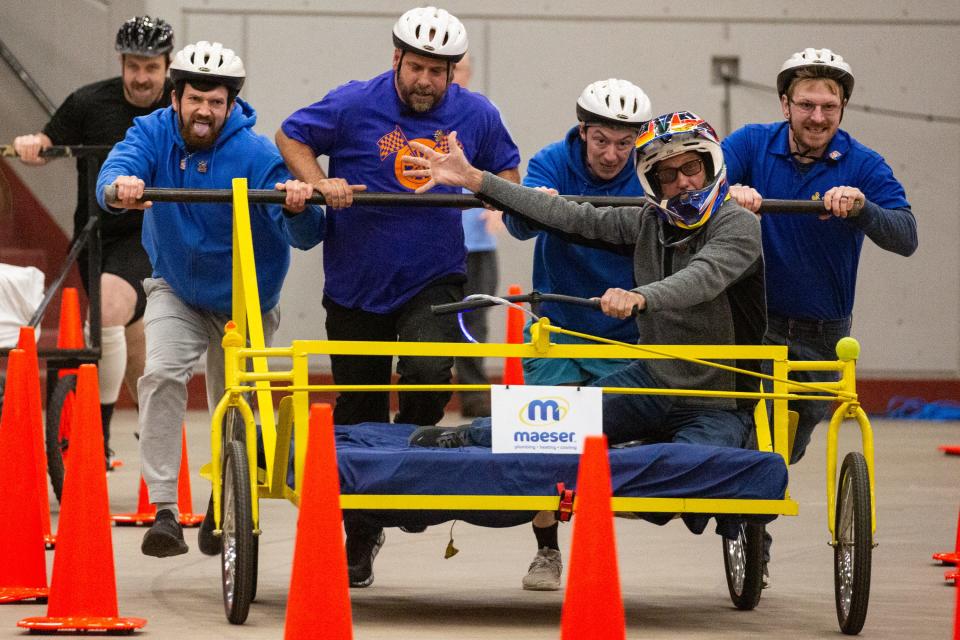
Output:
[282, 71, 520, 313]
[723, 121, 912, 320]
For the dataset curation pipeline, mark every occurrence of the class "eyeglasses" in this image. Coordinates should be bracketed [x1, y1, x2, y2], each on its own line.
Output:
[789, 99, 842, 116]
[655, 158, 703, 184]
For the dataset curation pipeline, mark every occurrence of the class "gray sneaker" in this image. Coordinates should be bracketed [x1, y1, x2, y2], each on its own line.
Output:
[522, 547, 562, 591]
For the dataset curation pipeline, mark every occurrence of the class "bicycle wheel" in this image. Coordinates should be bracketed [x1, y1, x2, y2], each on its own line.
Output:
[834, 451, 872, 635]
[722, 522, 765, 610]
[45, 374, 77, 503]
[221, 440, 255, 624]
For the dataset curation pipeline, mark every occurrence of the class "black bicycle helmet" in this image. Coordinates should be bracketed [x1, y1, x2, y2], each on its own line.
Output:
[115, 16, 174, 57]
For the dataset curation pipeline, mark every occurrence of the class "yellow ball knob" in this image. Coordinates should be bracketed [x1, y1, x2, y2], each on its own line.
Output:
[835, 337, 860, 361]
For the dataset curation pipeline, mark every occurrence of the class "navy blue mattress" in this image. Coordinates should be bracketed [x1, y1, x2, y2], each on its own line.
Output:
[333, 423, 788, 537]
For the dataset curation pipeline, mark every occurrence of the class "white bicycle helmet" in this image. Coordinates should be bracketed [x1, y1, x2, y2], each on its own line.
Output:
[777, 48, 854, 100]
[576, 79, 652, 129]
[635, 111, 728, 230]
[169, 41, 245, 94]
[392, 6, 468, 62]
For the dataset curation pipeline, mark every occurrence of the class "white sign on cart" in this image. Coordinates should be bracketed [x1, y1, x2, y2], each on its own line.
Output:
[490, 384, 602, 454]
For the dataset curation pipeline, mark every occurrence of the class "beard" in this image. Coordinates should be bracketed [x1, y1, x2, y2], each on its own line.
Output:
[179, 113, 221, 150]
[396, 78, 444, 113]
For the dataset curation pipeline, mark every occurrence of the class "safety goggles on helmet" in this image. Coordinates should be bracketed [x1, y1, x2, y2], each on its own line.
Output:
[576, 79, 652, 129]
[115, 15, 174, 57]
[392, 6, 468, 62]
[777, 48, 854, 101]
[654, 158, 704, 185]
[635, 111, 728, 230]
[169, 41, 245, 97]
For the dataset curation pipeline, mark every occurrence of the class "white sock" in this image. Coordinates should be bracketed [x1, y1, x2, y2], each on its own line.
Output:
[97, 325, 127, 404]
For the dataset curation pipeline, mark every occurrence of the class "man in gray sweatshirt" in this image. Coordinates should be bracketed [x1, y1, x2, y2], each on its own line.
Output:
[405, 110, 767, 590]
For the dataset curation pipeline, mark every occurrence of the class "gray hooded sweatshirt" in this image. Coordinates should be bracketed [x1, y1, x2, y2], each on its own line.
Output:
[478, 172, 766, 410]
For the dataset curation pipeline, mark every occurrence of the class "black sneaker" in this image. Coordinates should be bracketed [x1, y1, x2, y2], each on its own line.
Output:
[141, 509, 189, 558]
[408, 424, 471, 448]
[198, 495, 222, 556]
[347, 529, 385, 588]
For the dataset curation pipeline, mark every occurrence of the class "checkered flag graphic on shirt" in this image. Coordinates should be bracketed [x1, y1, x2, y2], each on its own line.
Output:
[377, 125, 412, 160]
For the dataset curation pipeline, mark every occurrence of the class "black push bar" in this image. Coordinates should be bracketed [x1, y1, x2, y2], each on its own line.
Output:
[102, 185, 827, 213]
[1, 144, 113, 159]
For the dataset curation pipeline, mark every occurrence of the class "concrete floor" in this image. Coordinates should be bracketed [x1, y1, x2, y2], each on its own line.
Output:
[1, 410, 958, 638]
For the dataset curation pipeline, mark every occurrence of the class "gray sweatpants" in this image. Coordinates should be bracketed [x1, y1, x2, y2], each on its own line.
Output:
[138, 277, 279, 504]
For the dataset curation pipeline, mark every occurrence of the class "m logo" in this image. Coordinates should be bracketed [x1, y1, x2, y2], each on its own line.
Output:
[519, 397, 570, 426]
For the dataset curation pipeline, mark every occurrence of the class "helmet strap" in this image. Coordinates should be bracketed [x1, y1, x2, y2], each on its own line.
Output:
[788, 128, 825, 163]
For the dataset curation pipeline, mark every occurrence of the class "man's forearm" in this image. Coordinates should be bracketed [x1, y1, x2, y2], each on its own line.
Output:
[275, 130, 327, 184]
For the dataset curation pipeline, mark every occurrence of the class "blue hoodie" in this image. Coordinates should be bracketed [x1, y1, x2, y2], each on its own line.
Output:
[97, 98, 324, 315]
[510, 125, 642, 342]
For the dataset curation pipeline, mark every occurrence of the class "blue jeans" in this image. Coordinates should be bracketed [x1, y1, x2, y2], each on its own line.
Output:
[595, 361, 751, 448]
[764, 314, 852, 464]
[465, 360, 751, 449]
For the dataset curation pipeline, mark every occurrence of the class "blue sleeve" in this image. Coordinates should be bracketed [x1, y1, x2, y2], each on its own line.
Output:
[847, 152, 916, 256]
[96, 118, 158, 213]
[850, 202, 917, 257]
[507, 148, 564, 240]
[721, 127, 752, 187]
[249, 143, 326, 250]
[280, 95, 340, 156]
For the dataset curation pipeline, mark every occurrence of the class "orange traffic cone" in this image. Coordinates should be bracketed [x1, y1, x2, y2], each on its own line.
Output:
[175, 426, 203, 526]
[56, 287, 84, 350]
[111, 476, 154, 526]
[560, 435, 625, 640]
[48, 288, 85, 480]
[503, 284, 525, 385]
[0, 349, 49, 603]
[18, 364, 147, 633]
[16, 326, 55, 548]
[284, 403, 352, 639]
[935, 505, 960, 566]
[112, 426, 203, 527]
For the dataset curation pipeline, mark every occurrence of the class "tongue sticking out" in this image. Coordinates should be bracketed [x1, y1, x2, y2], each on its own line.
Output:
[193, 122, 211, 137]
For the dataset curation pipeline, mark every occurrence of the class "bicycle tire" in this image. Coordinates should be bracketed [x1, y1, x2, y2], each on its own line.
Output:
[834, 452, 872, 635]
[221, 440, 255, 624]
[722, 522, 765, 610]
[44, 374, 77, 503]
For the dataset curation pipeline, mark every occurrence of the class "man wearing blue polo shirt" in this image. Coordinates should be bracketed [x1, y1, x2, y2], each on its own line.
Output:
[724, 47, 916, 464]
[724, 47, 917, 586]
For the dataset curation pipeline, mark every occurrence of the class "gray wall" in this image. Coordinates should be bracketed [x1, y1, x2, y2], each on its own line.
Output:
[2, 1, 957, 378]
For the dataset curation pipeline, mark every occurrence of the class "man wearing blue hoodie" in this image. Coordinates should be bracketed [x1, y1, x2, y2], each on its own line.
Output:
[97, 41, 324, 558]
[507, 78, 651, 590]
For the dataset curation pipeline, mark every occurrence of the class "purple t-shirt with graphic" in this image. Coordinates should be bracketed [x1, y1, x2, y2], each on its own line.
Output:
[282, 71, 519, 313]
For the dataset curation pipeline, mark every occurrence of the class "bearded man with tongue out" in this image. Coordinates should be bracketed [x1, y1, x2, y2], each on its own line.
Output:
[96, 41, 325, 559]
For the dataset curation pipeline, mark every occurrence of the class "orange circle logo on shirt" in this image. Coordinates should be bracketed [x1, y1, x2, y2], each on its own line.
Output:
[394, 137, 439, 191]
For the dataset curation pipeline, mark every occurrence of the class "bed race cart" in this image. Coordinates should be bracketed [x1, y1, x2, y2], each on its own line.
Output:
[124, 179, 876, 635]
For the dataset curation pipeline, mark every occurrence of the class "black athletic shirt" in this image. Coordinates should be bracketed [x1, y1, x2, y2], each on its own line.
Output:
[43, 76, 173, 241]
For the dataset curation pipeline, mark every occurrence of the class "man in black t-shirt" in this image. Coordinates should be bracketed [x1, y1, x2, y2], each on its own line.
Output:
[12, 16, 175, 468]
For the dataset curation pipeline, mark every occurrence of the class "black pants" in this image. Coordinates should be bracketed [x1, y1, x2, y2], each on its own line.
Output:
[454, 250, 498, 410]
[323, 281, 464, 427]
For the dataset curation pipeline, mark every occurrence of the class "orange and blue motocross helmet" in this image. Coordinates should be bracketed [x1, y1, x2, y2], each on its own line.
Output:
[635, 111, 728, 229]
